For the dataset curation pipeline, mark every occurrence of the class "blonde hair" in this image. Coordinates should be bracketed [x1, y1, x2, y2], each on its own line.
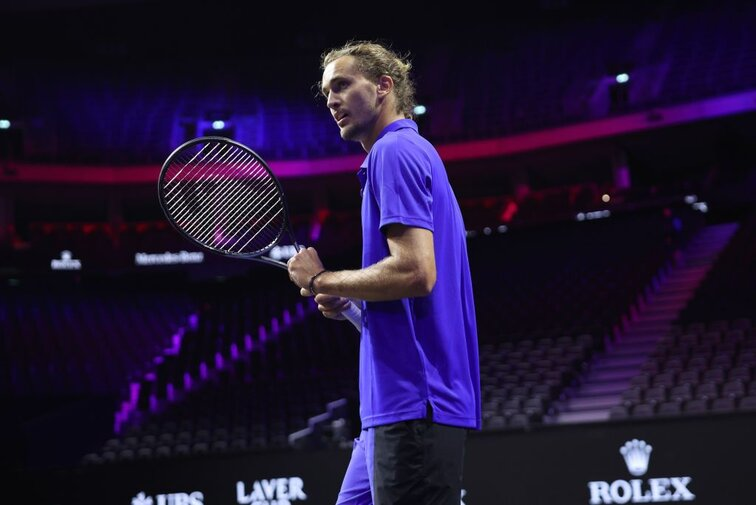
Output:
[319, 40, 417, 119]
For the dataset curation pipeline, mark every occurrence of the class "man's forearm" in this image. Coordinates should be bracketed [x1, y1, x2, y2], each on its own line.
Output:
[313, 256, 434, 301]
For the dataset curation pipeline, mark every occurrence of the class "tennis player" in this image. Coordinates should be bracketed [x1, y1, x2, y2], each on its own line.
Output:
[287, 40, 481, 505]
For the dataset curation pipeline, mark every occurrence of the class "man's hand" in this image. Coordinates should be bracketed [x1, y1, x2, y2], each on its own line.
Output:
[287, 246, 325, 294]
[314, 294, 352, 320]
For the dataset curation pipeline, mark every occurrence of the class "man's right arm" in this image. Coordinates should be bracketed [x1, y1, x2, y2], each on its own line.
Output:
[311, 224, 436, 301]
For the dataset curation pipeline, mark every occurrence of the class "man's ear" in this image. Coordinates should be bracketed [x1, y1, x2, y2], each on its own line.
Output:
[377, 75, 394, 97]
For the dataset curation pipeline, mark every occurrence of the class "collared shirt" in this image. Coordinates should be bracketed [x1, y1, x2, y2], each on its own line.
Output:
[356, 119, 481, 429]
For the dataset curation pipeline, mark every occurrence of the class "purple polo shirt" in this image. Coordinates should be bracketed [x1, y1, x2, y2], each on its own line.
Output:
[357, 119, 481, 430]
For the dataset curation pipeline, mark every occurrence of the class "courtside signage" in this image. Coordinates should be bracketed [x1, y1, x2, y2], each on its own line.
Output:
[236, 476, 308, 505]
[588, 439, 695, 504]
[131, 490, 204, 505]
[50, 250, 82, 270]
[134, 251, 204, 266]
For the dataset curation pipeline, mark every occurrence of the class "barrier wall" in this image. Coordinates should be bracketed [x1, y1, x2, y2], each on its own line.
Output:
[32, 411, 755, 505]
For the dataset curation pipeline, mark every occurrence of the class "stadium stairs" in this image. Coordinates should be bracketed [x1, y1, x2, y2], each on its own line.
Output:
[552, 221, 741, 423]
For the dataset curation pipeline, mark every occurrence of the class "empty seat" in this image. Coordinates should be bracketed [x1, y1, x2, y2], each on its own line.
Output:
[173, 444, 190, 456]
[728, 366, 752, 382]
[576, 334, 594, 348]
[683, 399, 709, 414]
[702, 368, 726, 384]
[668, 384, 694, 402]
[695, 383, 719, 400]
[679, 333, 699, 346]
[621, 387, 643, 406]
[644, 385, 668, 404]
[676, 370, 701, 385]
[482, 400, 501, 415]
[723, 329, 745, 343]
[653, 371, 677, 387]
[710, 354, 733, 369]
[136, 447, 153, 459]
[192, 441, 209, 454]
[542, 370, 570, 387]
[532, 359, 554, 372]
[140, 434, 157, 448]
[230, 438, 248, 451]
[715, 341, 738, 354]
[531, 383, 557, 400]
[501, 399, 523, 415]
[508, 413, 531, 428]
[118, 448, 136, 461]
[640, 361, 661, 374]
[212, 427, 229, 441]
[484, 415, 507, 429]
[721, 380, 746, 398]
[157, 432, 175, 446]
[510, 385, 532, 398]
[155, 445, 172, 458]
[523, 398, 544, 416]
[737, 351, 756, 367]
[700, 331, 721, 344]
[711, 397, 736, 413]
[665, 355, 686, 370]
[609, 405, 629, 420]
[657, 401, 682, 417]
[739, 396, 756, 411]
[81, 453, 102, 466]
[632, 403, 656, 418]
[101, 451, 117, 463]
[521, 372, 542, 386]
[630, 373, 651, 388]
[686, 356, 709, 370]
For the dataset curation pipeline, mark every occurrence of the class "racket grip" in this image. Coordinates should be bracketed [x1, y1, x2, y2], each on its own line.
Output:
[343, 300, 362, 333]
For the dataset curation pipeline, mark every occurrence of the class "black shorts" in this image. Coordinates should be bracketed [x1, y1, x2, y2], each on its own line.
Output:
[337, 417, 468, 505]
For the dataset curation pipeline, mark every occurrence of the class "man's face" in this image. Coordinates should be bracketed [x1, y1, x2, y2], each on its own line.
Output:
[321, 56, 380, 143]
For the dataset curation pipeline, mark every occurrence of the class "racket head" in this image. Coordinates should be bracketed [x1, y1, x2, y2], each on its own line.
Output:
[158, 136, 295, 259]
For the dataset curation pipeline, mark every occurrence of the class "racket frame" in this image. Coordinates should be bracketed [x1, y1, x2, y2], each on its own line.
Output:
[157, 135, 299, 270]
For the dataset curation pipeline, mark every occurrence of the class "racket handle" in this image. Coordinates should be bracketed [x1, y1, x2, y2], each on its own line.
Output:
[343, 300, 362, 333]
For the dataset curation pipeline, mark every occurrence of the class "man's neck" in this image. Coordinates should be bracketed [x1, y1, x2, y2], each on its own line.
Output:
[361, 112, 407, 152]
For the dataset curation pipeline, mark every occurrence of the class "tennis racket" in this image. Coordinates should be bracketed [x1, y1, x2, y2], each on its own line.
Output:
[157, 136, 361, 330]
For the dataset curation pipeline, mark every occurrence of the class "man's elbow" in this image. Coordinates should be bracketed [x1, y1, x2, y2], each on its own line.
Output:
[410, 266, 436, 297]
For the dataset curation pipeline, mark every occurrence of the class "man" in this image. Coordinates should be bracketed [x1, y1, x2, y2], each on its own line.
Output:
[287, 40, 480, 505]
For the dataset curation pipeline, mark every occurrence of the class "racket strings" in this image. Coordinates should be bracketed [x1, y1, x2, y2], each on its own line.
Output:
[171, 149, 282, 249]
[172, 150, 270, 242]
[161, 140, 286, 254]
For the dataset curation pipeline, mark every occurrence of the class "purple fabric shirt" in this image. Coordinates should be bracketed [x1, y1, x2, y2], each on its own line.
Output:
[356, 119, 481, 430]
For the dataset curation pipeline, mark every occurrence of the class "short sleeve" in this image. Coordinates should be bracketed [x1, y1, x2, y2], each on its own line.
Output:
[368, 138, 433, 232]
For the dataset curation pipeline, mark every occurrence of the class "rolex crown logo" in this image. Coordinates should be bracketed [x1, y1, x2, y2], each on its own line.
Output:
[619, 439, 653, 476]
